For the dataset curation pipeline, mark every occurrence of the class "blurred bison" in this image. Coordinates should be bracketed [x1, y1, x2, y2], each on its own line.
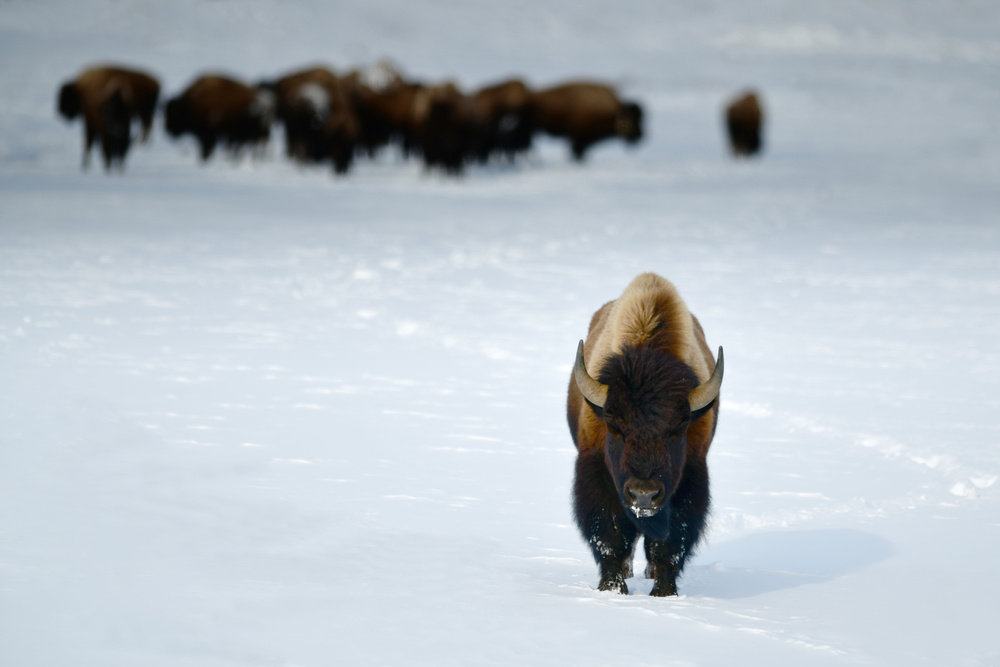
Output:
[266, 66, 359, 174]
[471, 78, 535, 162]
[417, 82, 482, 174]
[57, 64, 160, 171]
[351, 79, 427, 159]
[532, 82, 643, 160]
[724, 90, 764, 157]
[352, 76, 479, 174]
[164, 74, 274, 161]
[342, 59, 408, 157]
[568, 273, 723, 596]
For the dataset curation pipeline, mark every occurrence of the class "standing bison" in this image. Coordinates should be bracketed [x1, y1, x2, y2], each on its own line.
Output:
[351, 79, 427, 159]
[567, 273, 723, 596]
[533, 82, 643, 160]
[725, 90, 764, 157]
[471, 78, 535, 163]
[417, 82, 482, 175]
[57, 65, 160, 171]
[266, 66, 360, 174]
[165, 74, 274, 161]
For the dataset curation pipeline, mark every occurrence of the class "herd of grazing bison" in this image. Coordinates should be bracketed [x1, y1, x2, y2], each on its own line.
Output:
[57, 62, 764, 175]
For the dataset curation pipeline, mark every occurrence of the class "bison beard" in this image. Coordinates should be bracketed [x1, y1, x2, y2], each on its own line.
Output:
[567, 273, 722, 596]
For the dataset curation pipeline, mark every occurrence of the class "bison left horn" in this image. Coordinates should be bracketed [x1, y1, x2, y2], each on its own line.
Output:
[689, 346, 724, 412]
[574, 340, 608, 409]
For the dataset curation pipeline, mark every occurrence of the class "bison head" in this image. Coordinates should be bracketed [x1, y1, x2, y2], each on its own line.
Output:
[614, 102, 644, 144]
[58, 82, 81, 120]
[163, 98, 188, 137]
[574, 341, 722, 537]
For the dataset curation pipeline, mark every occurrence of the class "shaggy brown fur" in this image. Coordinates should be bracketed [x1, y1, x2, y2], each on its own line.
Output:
[57, 65, 161, 170]
[567, 273, 721, 596]
[532, 81, 643, 160]
[725, 90, 764, 157]
[165, 74, 273, 161]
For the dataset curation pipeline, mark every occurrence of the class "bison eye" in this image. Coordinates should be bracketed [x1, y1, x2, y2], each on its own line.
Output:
[668, 421, 689, 438]
[606, 423, 623, 439]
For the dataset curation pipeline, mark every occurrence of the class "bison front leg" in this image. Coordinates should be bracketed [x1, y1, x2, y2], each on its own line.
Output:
[197, 132, 217, 161]
[643, 540, 680, 596]
[644, 459, 710, 597]
[573, 449, 637, 594]
[570, 138, 591, 161]
[82, 122, 97, 170]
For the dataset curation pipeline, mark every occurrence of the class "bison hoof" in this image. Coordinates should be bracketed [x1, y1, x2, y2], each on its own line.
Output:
[649, 579, 678, 597]
[598, 573, 628, 594]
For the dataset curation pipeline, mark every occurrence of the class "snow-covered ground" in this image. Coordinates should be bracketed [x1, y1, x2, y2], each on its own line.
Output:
[2, 1, 1000, 665]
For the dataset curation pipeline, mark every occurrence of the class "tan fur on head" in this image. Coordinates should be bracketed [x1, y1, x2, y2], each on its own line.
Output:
[570, 273, 719, 457]
[584, 273, 710, 383]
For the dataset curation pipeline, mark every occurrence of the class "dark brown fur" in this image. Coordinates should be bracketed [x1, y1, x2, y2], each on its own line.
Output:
[532, 81, 643, 160]
[725, 91, 764, 157]
[165, 74, 273, 161]
[57, 65, 161, 171]
[567, 273, 720, 596]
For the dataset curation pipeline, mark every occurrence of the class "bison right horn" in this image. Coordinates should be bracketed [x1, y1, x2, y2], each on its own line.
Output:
[574, 340, 608, 409]
[689, 346, 724, 412]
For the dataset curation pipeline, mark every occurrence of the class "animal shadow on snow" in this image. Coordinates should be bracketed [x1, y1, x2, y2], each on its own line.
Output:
[679, 529, 894, 599]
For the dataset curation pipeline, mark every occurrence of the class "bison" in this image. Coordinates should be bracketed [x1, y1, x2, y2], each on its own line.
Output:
[340, 63, 404, 158]
[416, 82, 482, 175]
[164, 74, 274, 161]
[567, 273, 723, 596]
[351, 78, 428, 160]
[57, 65, 161, 171]
[532, 82, 643, 160]
[266, 66, 359, 174]
[470, 78, 535, 163]
[725, 90, 764, 157]
[352, 77, 480, 174]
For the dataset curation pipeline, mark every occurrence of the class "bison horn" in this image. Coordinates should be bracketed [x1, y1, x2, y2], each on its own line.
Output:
[689, 346, 724, 412]
[574, 340, 608, 409]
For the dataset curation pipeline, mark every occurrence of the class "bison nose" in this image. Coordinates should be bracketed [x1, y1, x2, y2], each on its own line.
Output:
[623, 478, 666, 515]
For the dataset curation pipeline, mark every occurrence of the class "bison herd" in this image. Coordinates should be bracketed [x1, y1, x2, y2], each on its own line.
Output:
[58, 61, 765, 175]
[57, 61, 657, 175]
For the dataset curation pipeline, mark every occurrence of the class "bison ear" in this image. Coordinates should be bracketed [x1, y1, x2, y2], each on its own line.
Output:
[689, 346, 724, 412]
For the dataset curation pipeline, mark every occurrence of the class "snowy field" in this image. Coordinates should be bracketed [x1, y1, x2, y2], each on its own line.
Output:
[2, 1, 1000, 665]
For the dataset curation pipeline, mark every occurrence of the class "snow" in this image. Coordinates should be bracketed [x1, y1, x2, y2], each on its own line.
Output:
[2, 1, 1000, 665]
